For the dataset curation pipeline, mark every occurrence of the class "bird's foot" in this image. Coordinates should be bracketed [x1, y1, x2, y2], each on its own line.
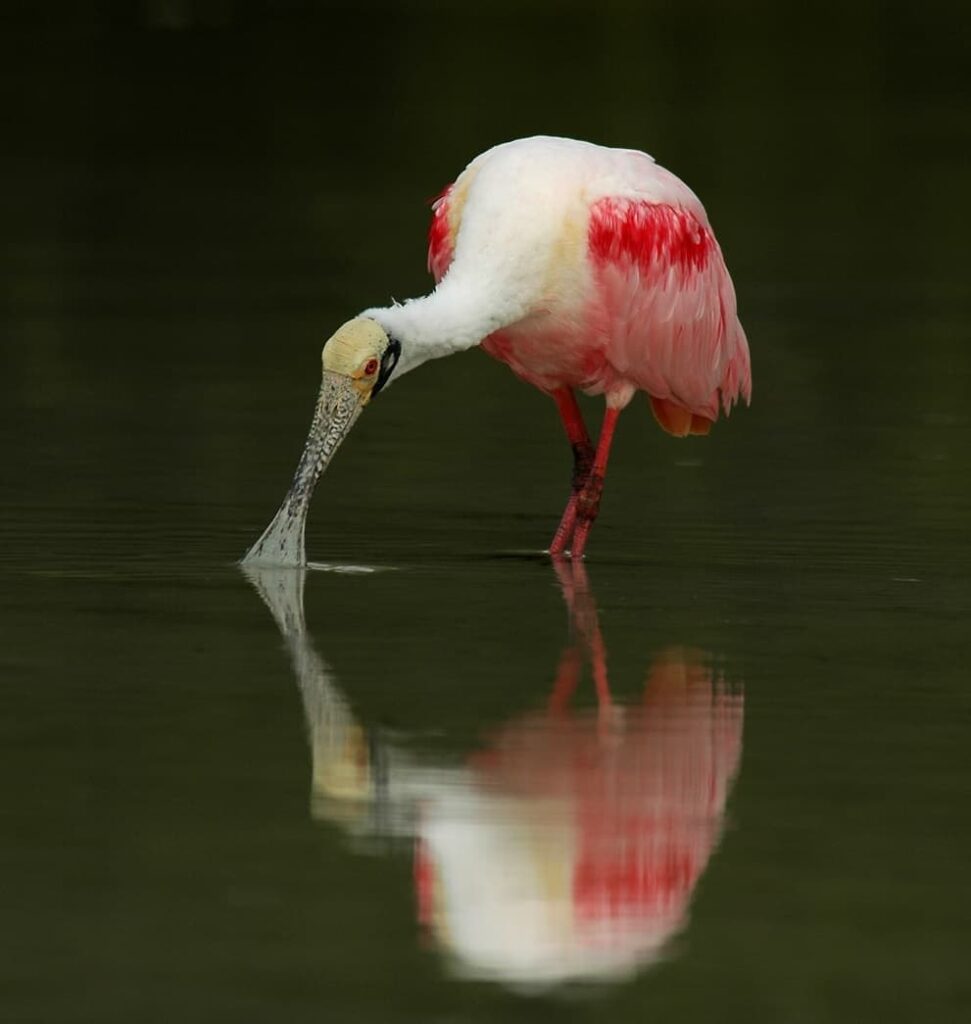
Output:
[569, 474, 603, 558]
[549, 493, 580, 555]
[549, 473, 603, 559]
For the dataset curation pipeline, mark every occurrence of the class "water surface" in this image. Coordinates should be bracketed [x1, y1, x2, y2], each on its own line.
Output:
[2, 3, 970, 1022]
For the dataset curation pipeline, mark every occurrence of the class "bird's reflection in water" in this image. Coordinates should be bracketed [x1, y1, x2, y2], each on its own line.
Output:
[244, 562, 743, 989]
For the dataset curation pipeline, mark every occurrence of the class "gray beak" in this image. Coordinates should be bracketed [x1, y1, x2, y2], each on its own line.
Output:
[242, 371, 365, 567]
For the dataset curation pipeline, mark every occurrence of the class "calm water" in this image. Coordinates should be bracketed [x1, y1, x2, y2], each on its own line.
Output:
[2, 3, 970, 1021]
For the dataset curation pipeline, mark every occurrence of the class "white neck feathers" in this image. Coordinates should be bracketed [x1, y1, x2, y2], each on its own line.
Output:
[362, 274, 523, 379]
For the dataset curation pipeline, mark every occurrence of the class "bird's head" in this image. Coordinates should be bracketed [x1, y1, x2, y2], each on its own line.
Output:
[320, 316, 402, 405]
[241, 317, 401, 566]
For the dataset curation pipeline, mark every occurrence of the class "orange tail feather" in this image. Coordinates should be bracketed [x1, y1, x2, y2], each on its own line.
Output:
[650, 397, 713, 437]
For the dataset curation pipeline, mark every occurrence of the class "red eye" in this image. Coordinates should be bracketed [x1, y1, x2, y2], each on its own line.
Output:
[364, 358, 379, 376]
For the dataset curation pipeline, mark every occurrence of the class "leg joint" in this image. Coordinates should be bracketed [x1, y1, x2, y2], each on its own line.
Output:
[571, 442, 594, 491]
[576, 472, 605, 520]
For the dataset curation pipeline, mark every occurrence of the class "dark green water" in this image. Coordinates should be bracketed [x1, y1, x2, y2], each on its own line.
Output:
[3, 3, 970, 1021]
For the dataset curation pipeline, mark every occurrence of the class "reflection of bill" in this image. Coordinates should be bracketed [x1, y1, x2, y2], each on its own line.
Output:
[245, 564, 743, 988]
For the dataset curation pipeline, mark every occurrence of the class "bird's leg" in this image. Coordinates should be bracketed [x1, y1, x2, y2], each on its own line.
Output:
[570, 406, 621, 559]
[549, 388, 594, 556]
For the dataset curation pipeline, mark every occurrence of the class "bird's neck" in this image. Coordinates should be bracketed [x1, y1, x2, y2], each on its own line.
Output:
[362, 276, 525, 379]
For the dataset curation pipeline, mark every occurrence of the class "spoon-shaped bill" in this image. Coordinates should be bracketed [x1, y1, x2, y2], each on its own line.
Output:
[242, 371, 365, 567]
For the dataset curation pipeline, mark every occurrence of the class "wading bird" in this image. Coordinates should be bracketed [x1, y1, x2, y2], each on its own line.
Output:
[244, 136, 751, 566]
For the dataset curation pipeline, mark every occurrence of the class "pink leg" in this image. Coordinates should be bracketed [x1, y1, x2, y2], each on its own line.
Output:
[548, 388, 594, 556]
[570, 405, 621, 560]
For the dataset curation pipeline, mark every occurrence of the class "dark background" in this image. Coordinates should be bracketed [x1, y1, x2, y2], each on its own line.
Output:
[3, 0, 970, 563]
[2, 2, 970, 1022]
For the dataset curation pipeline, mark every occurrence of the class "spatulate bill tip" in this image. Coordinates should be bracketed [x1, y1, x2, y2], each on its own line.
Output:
[240, 537, 307, 569]
[240, 553, 297, 569]
[241, 499, 310, 568]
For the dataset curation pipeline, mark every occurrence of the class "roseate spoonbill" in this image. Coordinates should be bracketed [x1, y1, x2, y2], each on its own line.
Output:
[244, 136, 751, 565]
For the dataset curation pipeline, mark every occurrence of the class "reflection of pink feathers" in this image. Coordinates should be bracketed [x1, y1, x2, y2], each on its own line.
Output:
[467, 649, 743, 943]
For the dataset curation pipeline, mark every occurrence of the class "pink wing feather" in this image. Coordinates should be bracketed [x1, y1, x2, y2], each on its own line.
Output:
[427, 185, 454, 283]
[425, 176, 750, 435]
[587, 197, 751, 429]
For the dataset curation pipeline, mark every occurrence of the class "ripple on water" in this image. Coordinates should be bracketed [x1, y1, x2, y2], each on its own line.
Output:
[307, 562, 393, 575]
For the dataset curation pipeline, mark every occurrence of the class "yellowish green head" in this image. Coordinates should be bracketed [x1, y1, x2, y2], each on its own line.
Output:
[242, 317, 401, 567]
[322, 317, 400, 403]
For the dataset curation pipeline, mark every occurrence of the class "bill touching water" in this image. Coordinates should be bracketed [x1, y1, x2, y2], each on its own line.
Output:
[243, 320, 399, 566]
[242, 375, 364, 566]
